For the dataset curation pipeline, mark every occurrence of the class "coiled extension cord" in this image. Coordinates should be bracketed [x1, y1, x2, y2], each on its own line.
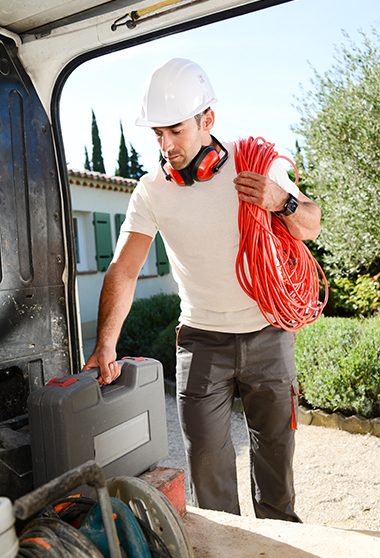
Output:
[234, 136, 328, 331]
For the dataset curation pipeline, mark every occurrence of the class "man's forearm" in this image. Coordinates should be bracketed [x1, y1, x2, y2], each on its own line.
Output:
[83, 230, 153, 382]
[95, 262, 137, 349]
[278, 199, 321, 241]
[234, 171, 322, 242]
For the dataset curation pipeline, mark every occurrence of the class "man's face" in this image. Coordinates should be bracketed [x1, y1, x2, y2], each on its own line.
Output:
[152, 117, 204, 170]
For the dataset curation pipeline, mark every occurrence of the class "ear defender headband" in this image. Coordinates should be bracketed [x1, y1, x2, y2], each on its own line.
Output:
[161, 135, 228, 186]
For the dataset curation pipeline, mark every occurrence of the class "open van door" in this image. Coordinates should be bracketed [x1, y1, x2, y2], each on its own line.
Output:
[0, 35, 80, 498]
[0, 36, 80, 398]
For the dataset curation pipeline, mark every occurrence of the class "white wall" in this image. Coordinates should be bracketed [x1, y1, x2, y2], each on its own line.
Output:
[77, 264, 178, 338]
[71, 182, 130, 245]
[70, 182, 177, 339]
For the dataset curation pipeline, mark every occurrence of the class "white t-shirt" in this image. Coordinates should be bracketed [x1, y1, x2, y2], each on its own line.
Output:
[120, 140, 299, 333]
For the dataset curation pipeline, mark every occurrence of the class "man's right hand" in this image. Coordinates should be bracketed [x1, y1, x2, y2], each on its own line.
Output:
[82, 346, 121, 385]
[81, 233, 153, 385]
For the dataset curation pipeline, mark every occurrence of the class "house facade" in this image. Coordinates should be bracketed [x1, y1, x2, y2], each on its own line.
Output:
[68, 169, 178, 339]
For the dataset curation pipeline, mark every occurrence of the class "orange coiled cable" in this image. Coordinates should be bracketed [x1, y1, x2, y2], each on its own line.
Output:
[234, 136, 328, 331]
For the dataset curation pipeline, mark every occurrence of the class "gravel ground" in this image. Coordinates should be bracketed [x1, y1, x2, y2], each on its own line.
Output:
[159, 394, 380, 534]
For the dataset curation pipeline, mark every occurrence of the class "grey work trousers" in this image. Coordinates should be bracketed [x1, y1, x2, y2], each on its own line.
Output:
[176, 324, 301, 522]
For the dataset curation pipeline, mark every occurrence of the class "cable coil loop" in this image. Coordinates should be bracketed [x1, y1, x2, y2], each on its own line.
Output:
[234, 136, 328, 331]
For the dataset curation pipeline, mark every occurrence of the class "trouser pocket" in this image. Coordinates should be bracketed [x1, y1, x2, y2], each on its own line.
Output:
[291, 379, 299, 431]
[175, 324, 183, 350]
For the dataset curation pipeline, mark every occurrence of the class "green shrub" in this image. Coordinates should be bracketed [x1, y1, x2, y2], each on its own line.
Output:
[295, 316, 380, 418]
[116, 293, 180, 378]
[150, 318, 178, 379]
[329, 274, 380, 317]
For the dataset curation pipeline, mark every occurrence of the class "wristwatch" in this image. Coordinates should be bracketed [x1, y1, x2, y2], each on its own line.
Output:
[275, 193, 299, 216]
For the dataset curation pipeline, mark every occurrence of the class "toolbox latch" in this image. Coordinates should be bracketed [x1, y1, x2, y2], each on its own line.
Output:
[121, 356, 146, 361]
[47, 376, 78, 387]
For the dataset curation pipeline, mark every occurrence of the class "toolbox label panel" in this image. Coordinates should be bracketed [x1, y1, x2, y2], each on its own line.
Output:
[94, 412, 150, 467]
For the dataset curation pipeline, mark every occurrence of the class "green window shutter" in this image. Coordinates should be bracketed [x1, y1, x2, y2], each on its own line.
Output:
[114, 213, 125, 239]
[155, 232, 170, 276]
[93, 212, 113, 271]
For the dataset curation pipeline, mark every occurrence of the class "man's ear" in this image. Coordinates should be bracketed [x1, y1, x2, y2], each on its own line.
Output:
[202, 109, 215, 131]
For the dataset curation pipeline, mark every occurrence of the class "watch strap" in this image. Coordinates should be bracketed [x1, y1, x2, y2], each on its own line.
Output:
[275, 193, 299, 216]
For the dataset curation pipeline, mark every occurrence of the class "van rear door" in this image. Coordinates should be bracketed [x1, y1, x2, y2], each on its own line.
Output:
[0, 36, 80, 419]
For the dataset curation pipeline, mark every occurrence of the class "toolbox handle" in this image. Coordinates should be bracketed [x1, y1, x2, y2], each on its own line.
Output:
[80, 358, 147, 389]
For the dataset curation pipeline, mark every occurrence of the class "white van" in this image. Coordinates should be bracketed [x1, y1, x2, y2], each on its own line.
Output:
[0, 0, 290, 499]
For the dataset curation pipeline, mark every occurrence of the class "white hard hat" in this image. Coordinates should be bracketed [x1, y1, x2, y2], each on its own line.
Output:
[135, 58, 217, 127]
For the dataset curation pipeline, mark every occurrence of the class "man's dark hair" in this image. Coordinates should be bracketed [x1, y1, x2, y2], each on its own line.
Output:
[194, 107, 211, 128]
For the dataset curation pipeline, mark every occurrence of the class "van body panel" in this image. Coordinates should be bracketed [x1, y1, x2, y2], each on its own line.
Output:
[0, 37, 79, 412]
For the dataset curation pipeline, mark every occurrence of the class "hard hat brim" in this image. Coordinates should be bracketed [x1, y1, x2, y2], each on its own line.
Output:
[135, 98, 217, 128]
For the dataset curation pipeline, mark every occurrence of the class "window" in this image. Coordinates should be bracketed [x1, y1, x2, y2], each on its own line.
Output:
[72, 211, 96, 272]
[140, 241, 158, 277]
[74, 210, 169, 276]
[115, 213, 125, 238]
[139, 233, 170, 277]
[155, 233, 170, 276]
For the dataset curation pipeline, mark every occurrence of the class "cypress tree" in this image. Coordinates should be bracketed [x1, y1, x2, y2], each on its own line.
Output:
[129, 143, 146, 180]
[115, 122, 130, 178]
[84, 146, 91, 171]
[91, 110, 106, 174]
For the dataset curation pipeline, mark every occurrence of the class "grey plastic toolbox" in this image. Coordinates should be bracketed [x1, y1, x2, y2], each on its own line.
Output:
[27, 357, 168, 487]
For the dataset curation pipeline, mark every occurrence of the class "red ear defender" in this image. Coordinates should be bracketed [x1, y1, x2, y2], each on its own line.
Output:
[192, 147, 220, 181]
[161, 135, 228, 186]
[161, 162, 186, 185]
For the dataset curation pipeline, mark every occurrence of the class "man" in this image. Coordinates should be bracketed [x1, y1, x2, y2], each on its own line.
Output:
[84, 58, 321, 521]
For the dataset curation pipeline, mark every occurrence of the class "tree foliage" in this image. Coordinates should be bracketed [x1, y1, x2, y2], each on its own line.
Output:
[293, 29, 380, 278]
[84, 146, 91, 171]
[129, 143, 146, 180]
[91, 109, 106, 174]
[115, 122, 129, 178]
[114, 123, 145, 179]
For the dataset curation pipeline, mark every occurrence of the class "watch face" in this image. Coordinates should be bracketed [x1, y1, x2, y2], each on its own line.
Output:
[285, 195, 298, 215]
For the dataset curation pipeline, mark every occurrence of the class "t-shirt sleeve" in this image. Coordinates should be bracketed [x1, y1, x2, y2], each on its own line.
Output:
[268, 158, 299, 199]
[121, 181, 158, 238]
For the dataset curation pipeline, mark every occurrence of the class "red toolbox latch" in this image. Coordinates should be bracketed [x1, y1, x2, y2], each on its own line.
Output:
[47, 376, 78, 387]
[121, 356, 146, 361]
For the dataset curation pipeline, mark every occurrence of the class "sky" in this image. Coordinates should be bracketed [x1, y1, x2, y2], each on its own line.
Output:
[60, 0, 380, 175]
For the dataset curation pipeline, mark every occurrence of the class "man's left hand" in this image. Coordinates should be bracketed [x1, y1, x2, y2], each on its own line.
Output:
[234, 171, 287, 213]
